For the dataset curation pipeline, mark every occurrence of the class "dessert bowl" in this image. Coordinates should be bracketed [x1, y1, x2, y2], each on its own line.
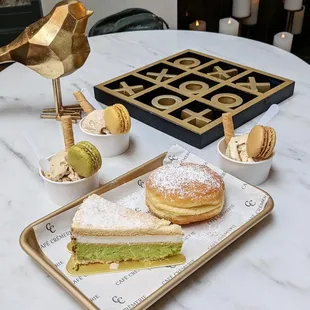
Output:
[39, 154, 99, 206]
[79, 116, 130, 158]
[217, 137, 274, 186]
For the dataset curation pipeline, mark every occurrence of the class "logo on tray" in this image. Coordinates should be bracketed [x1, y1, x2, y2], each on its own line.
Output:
[241, 183, 248, 190]
[245, 200, 256, 207]
[137, 179, 144, 188]
[112, 296, 125, 304]
[46, 222, 56, 233]
[168, 154, 178, 162]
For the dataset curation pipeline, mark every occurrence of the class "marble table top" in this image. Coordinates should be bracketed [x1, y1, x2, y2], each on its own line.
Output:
[1, 30, 310, 310]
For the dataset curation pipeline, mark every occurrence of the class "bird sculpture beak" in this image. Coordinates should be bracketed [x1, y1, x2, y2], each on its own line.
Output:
[86, 10, 94, 17]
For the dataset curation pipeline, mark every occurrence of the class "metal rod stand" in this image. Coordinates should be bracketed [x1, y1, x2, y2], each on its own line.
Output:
[41, 78, 83, 121]
[286, 11, 295, 33]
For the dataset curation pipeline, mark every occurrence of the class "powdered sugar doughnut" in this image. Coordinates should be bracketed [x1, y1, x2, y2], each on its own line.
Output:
[145, 163, 225, 225]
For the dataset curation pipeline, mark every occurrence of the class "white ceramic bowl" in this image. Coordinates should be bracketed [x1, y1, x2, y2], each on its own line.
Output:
[79, 116, 130, 158]
[217, 137, 274, 186]
[39, 156, 99, 205]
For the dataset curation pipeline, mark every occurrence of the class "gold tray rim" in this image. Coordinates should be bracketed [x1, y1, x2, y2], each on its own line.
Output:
[20, 153, 274, 310]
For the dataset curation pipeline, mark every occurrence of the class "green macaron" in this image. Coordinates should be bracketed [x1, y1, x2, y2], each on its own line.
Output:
[68, 141, 102, 178]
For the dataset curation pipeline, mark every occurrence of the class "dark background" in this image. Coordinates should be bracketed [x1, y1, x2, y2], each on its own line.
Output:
[0, 0, 42, 48]
[0, 1, 309, 63]
[178, 0, 310, 63]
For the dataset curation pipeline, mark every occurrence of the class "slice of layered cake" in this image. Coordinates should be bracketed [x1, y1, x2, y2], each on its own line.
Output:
[71, 194, 184, 266]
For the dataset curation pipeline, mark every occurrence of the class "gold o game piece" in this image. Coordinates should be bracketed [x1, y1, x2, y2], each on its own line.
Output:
[179, 80, 209, 95]
[174, 57, 201, 68]
[211, 93, 243, 108]
[151, 95, 182, 110]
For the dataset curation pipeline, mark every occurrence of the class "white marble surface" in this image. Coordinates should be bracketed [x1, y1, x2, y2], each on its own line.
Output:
[1, 30, 310, 309]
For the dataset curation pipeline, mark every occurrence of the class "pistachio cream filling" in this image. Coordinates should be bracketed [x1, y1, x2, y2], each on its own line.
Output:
[74, 242, 182, 262]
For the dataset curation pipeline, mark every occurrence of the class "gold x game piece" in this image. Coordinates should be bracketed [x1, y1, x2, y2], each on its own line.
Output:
[146, 68, 176, 82]
[114, 81, 144, 96]
[237, 77, 271, 93]
[207, 66, 238, 80]
[181, 108, 213, 128]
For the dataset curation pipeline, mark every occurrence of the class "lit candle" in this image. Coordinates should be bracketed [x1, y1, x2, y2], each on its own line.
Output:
[219, 17, 239, 36]
[273, 32, 293, 52]
[243, 0, 260, 25]
[291, 5, 305, 35]
[232, 0, 251, 18]
[284, 0, 303, 11]
[189, 20, 207, 31]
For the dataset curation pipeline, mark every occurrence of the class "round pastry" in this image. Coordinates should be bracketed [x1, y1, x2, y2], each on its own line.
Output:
[146, 163, 225, 225]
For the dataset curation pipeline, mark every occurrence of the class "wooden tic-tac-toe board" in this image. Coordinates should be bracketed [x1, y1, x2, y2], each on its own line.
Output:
[94, 50, 294, 149]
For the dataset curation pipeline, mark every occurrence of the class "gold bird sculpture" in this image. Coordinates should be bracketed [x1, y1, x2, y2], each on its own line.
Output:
[0, 0, 93, 120]
[0, 0, 93, 79]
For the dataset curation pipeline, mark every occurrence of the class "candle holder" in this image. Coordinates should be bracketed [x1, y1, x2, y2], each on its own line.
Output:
[284, 0, 303, 33]
[286, 11, 296, 33]
[232, 0, 251, 36]
[241, 0, 261, 38]
[232, 0, 251, 19]
[287, 5, 305, 35]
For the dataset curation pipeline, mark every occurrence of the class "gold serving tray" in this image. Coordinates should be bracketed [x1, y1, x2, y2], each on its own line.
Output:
[20, 153, 274, 310]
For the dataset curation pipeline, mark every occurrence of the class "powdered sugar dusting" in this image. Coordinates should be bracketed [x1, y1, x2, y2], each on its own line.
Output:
[116, 189, 146, 211]
[147, 163, 223, 199]
[72, 194, 182, 234]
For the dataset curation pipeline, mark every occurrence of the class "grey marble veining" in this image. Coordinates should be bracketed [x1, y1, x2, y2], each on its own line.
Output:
[0, 30, 310, 310]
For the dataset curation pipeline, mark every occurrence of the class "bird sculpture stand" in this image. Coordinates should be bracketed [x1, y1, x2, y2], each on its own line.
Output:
[41, 78, 82, 121]
[0, 0, 93, 121]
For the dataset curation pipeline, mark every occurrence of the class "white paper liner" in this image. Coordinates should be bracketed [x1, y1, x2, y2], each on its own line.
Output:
[33, 144, 269, 310]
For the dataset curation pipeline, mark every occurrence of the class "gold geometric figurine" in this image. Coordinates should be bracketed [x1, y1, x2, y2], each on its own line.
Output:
[0, 0, 93, 121]
[237, 77, 271, 93]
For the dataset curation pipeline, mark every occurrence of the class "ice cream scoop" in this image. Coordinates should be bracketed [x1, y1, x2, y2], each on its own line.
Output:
[43, 151, 82, 182]
[225, 134, 254, 162]
[81, 109, 109, 134]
